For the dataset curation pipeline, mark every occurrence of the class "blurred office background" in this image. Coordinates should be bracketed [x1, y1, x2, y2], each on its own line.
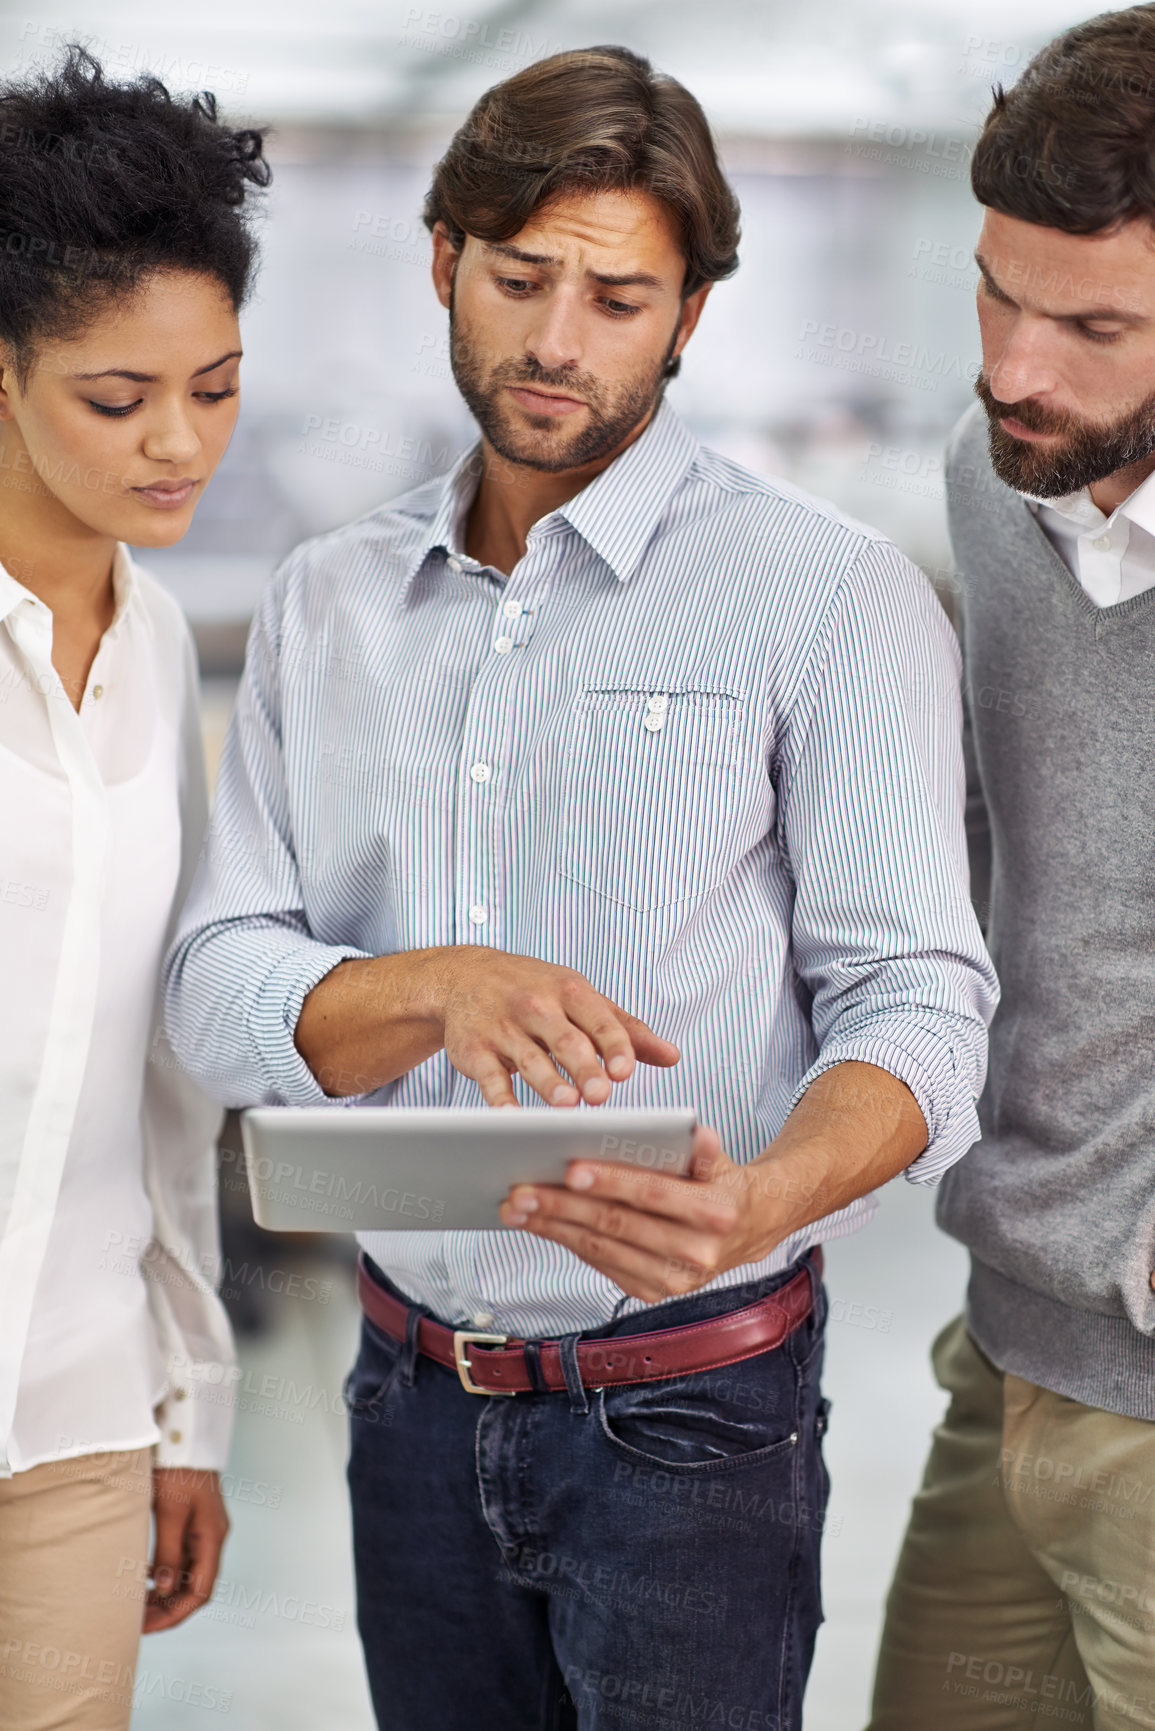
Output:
[0, 0, 1086, 1723]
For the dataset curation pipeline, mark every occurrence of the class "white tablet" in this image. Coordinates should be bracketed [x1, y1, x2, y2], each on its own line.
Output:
[239, 1106, 697, 1232]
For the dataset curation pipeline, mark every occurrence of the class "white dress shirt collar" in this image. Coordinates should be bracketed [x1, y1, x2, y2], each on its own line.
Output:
[0, 541, 152, 640]
[1021, 464, 1155, 536]
[1020, 468, 1155, 608]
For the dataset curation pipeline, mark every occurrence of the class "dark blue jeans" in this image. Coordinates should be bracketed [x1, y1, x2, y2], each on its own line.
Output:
[346, 1253, 830, 1731]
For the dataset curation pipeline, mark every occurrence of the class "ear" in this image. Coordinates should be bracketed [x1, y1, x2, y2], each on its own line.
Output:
[670, 284, 712, 363]
[431, 221, 461, 312]
[0, 349, 18, 422]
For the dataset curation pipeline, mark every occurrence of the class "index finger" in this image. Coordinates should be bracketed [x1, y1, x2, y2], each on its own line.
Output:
[183, 1508, 228, 1606]
[144, 1510, 227, 1634]
[566, 995, 680, 1081]
[620, 1013, 681, 1070]
[144, 1504, 189, 1633]
[148, 1496, 185, 1599]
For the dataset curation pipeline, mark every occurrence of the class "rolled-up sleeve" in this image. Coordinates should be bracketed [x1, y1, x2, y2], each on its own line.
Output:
[163, 559, 371, 1107]
[776, 540, 999, 1183]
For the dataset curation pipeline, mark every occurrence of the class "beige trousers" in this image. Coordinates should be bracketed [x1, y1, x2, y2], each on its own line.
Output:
[868, 1316, 1155, 1731]
[0, 1449, 152, 1731]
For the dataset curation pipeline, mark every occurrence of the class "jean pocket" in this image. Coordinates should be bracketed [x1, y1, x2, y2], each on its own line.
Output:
[596, 1354, 799, 1475]
[343, 1316, 403, 1418]
[559, 684, 749, 911]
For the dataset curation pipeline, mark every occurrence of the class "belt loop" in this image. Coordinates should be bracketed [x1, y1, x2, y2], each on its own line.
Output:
[558, 1333, 589, 1415]
[398, 1301, 425, 1389]
[805, 1245, 825, 1321]
[523, 1339, 549, 1395]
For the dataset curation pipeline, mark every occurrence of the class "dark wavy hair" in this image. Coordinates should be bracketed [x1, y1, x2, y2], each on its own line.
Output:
[973, 5, 1155, 230]
[0, 45, 270, 381]
[424, 45, 740, 379]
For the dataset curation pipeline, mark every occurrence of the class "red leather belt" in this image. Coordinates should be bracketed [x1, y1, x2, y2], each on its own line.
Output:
[356, 1248, 822, 1397]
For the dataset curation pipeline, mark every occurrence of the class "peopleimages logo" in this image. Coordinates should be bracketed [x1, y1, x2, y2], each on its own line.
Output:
[598, 1134, 684, 1171]
[799, 321, 974, 380]
[247, 1157, 445, 1223]
[944, 1651, 1155, 1721]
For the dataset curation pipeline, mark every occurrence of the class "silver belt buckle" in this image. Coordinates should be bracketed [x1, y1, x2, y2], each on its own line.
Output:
[452, 1329, 513, 1395]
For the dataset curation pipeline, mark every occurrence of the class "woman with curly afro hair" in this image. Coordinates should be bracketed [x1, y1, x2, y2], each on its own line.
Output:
[0, 45, 268, 1728]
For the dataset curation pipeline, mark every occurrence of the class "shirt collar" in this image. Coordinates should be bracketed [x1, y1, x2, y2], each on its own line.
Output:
[1118, 467, 1155, 541]
[400, 396, 699, 595]
[0, 541, 146, 634]
[1021, 466, 1155, 541]
[108, 543, 150, 637]
[395, 445, 478, 598]
[557, 397, 699, 582]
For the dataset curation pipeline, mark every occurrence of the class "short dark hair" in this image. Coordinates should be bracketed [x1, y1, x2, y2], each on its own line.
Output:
[972, 5, 1155, 231]
[0, 45, 270, 381]
[423, 44, 740, 297]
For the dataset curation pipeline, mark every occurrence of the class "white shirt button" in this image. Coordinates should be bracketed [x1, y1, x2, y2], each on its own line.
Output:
[468, 904, 487, 925]
[643, 713, 665, 733]
[502, 598, 522, 620]
[469, 761, 491, 783]
[494, 636, 514, 654]
[91, 684, 104, 700]
[646, 694, 668, 713]
[471, 1310, 496, 1329]
[447, 554, 462, 573]
[1092, 534, 1112, 552]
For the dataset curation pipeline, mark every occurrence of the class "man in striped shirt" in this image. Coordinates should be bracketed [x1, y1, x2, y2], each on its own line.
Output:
[166, 44, 997, 1731]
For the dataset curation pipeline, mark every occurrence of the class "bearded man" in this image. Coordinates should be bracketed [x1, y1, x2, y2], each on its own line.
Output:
[165, 44, 995, 1731]
[868, 9, 1155, 1729]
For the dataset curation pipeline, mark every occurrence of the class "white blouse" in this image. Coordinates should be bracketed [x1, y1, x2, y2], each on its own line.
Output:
[0, 545, 235, 1476]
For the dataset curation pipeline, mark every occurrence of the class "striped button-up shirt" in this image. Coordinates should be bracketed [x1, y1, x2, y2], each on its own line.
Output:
[165, 400, 997, 1338]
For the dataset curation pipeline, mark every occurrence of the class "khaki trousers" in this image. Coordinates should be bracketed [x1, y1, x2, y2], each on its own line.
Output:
[0, 1449, 152, 1731]
[868, 1317, 1155, 1731]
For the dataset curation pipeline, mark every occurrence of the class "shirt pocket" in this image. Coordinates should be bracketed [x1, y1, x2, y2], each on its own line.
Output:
[558, 683, 747, 912]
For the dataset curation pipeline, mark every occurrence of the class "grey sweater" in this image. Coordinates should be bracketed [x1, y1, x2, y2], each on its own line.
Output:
[937, 403, 1155, 1420]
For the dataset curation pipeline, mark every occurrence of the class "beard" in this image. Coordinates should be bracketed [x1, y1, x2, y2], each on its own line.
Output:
[974, 371, 1155, 497]
[448, 290, 678, 474]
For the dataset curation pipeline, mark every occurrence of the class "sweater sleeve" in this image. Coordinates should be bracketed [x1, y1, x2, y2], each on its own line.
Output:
[961, 673, 993, 937]
[945, 407, 994, 937]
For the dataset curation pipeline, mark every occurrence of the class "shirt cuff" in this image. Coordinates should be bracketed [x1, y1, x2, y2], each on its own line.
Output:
[789, 1013, 983, 1186]
[247, 942, 374, 1105]
[154, 1355, 235, 1471]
